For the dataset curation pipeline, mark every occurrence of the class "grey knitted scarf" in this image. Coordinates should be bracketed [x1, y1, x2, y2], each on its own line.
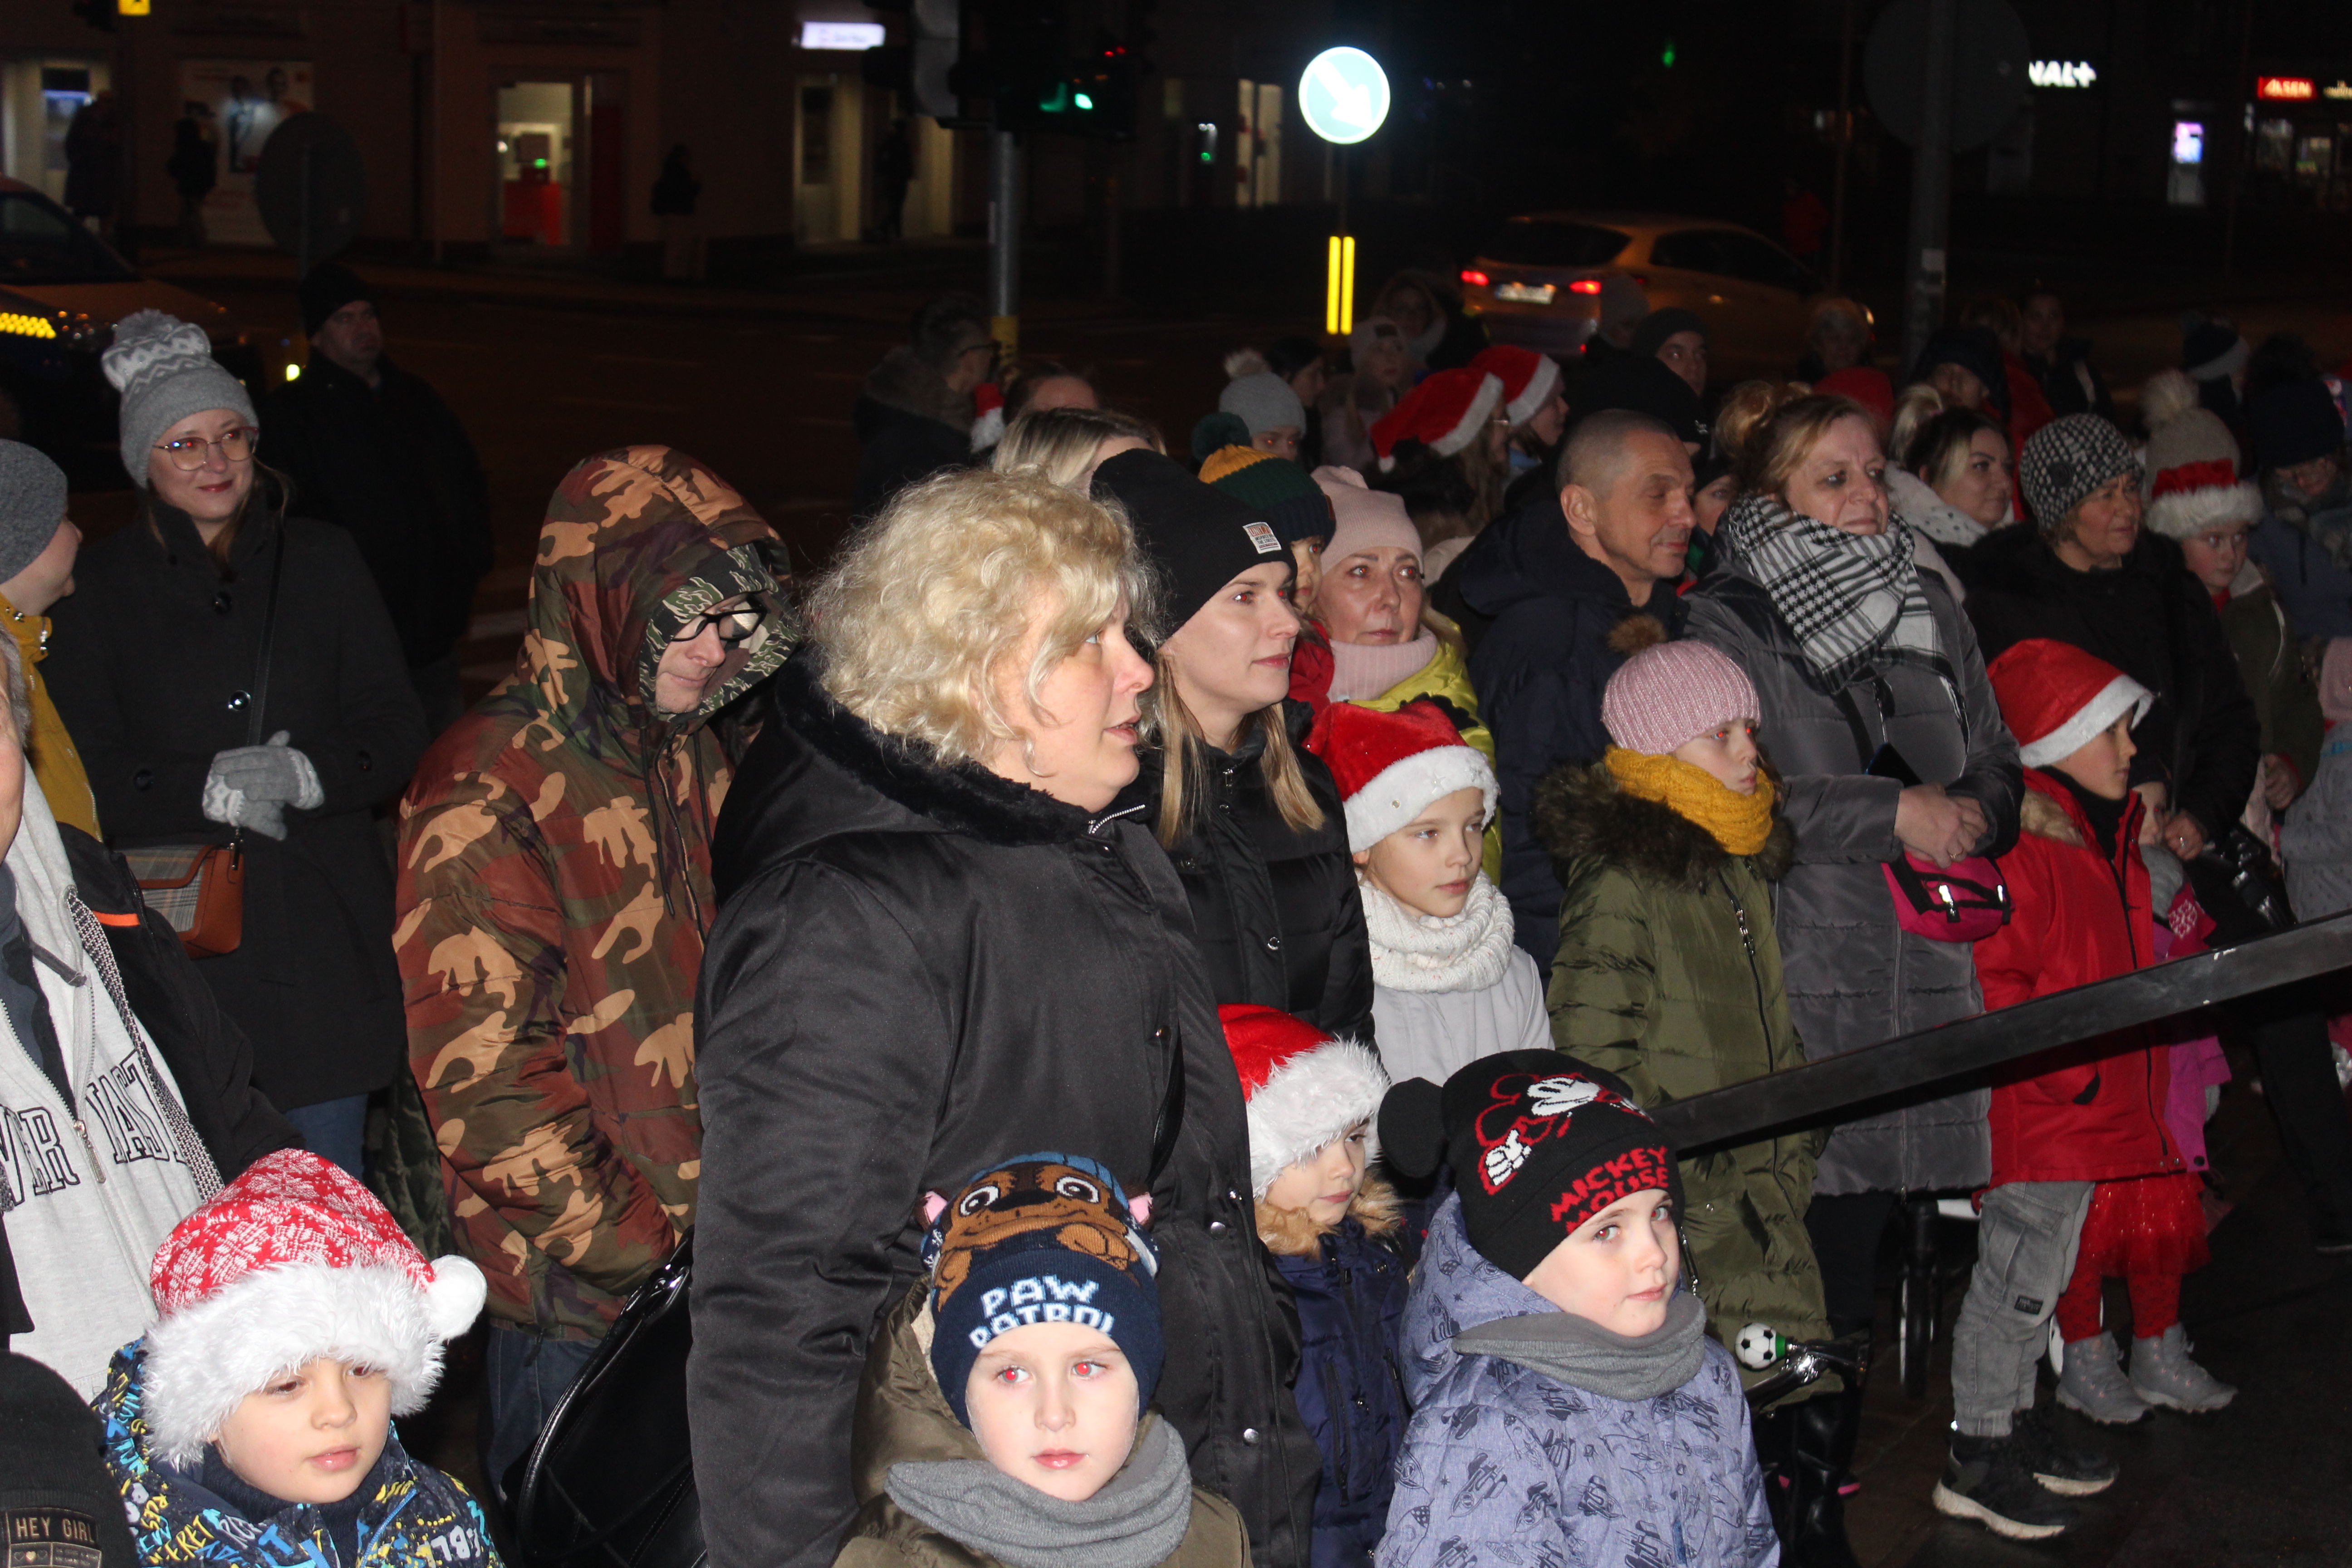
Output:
[884, 1415, 1194, 1568]
[1454, 1289, 1709, 1401]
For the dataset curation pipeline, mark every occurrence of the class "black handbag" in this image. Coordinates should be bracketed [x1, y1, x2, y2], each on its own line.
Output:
[2189, 825, 2297, 944]
[507, 1236, 703, 1568]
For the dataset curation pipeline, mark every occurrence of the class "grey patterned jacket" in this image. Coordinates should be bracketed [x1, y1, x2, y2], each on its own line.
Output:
[1377, 1196, 1779, 1568]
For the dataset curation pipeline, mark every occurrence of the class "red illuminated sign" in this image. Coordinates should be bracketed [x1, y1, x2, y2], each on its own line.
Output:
[2259, 76, 2317, 100]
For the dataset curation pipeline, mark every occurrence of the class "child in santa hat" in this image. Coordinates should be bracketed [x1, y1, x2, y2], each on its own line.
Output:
[1304, 699, 1548, 1090]
[1535, 637, 1853, 1566]
[92, 1149, 497, 1568]
[1936, 639, 2221, 1544]
[1376, 1053, 1776, 1568]
[1218, 1004, 1402, 1568]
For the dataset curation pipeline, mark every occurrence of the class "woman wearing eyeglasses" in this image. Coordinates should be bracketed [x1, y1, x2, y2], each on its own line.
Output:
[42, 310, 428, 1182]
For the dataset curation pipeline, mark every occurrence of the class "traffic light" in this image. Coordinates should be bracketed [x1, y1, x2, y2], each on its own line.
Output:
[956, 0, 1144, 141]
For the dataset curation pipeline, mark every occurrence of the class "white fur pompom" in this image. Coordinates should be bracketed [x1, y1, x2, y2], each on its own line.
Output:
[2140, 368, 2200, 430]
[423, 1254, 488, 1339]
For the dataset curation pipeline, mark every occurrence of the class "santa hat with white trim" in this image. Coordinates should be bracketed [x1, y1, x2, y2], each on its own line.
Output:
[1987, 638, 2154, 770]
[2138, 368, 2263, 540]
[141, 1150, 487, 1465]
[1219, 1004, 1389, 1198]
[1367, 368, 1504, 471]
[1470, 345, 1562, 432]
[1305, 697, 1498, 853]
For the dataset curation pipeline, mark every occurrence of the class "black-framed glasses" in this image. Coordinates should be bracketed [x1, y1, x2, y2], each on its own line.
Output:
[670, 603, 767, 646]
[155, 427, 258, 470]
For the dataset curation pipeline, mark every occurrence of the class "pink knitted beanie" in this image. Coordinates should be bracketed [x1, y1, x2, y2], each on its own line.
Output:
[1601, 641, 1760, 755]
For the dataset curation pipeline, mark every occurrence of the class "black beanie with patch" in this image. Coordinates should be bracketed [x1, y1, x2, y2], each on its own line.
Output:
[1093, 449, 1293, 632]
[1381, 1052, 1680, 1281]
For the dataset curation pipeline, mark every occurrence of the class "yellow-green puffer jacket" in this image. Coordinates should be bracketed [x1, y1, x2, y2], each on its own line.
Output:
[1534, 761, 1831, 1398]
[835, 1284, 1252, 1568]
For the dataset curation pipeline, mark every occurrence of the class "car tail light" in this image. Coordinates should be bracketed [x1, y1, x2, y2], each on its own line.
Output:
[1460, 269, 1490, 288]
[1568, 279, 1602, 295]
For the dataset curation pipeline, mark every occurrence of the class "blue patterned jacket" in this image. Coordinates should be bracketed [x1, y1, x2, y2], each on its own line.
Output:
[1375, 1197, 1778, 1568]
[93, 1341, 501, 1568]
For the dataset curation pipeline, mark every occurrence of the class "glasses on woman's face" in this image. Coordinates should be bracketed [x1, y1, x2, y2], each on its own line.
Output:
[155, 427, 259, 470]
[669, 602, 766, 646]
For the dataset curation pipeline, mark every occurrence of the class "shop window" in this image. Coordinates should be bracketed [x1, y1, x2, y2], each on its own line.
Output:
[497, 81, 574, 245]
[2294, 134, 2334, 181]
[2257, 117, 2294, 173]
[2167, 119, 2206, 207]
[801, 88, 834, 185]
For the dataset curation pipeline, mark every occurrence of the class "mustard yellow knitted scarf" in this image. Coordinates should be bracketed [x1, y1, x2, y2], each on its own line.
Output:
[1603, 747, 1776, 857]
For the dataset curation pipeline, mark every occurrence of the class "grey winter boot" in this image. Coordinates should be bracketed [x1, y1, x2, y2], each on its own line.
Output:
[2054, 1333, 2151, 1425]
[2128, 1323, 2236, 1412]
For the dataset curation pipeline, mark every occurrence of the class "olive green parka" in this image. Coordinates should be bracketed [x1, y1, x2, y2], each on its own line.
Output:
[835, 1284, 1253, 1568]
[1535, 762, 1831, 1389]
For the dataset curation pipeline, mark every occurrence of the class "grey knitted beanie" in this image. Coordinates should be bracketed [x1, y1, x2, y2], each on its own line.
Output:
[0, 441, 68, 585]
[2020, 414, 2139, 533]
[1218, 371, 1307, 438]
[102, 310, 258, 488]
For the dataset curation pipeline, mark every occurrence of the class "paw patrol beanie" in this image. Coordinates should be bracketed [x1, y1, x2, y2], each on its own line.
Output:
[922, 1153, 1164, 1425]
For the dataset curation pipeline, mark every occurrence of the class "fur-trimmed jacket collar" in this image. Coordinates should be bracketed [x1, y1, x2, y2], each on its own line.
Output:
[1254, 1172, 1403, 1259]
[1532, 761, 1794, 889]
[860, 345, 977, 434]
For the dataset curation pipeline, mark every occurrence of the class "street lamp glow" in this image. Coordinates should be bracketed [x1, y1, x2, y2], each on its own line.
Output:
[1299, 46, 1390, 145]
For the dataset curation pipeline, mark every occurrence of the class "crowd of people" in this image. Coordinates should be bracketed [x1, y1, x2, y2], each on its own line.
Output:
[4, 257, 2352, 1568]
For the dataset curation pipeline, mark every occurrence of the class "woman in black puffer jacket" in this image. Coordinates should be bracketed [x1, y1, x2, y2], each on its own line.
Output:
[693, 467, 1319, 1568]
[1095, 451, 1374, 1041]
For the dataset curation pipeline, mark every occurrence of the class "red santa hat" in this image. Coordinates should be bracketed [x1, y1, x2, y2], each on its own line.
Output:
[1219, 1005, 1389, 1197]
[141, 1150, 488, 1465]
[1304, 697, 1498, 853]
[1987, 638, 2154, 770]
[1367, 368, 1504, 470]
[969, 381, 1006, 452]
[1470, 346, 1563, 431]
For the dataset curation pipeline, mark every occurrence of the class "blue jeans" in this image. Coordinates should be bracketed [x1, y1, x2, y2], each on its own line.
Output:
[283, 1094, 368, 1181]
[481, 1324, 601, 1507]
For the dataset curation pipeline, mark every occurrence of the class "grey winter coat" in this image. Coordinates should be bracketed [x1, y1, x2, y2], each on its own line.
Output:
[1377, 1196, 1779, 1568]
[1684, 564, 2019, 1195]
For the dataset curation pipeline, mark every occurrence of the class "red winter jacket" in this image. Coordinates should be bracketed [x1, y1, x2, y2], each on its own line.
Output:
[1974, 771, 2183, 1186]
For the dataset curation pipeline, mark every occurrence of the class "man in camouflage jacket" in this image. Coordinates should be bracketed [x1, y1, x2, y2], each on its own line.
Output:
[395, 446, 792, 1486]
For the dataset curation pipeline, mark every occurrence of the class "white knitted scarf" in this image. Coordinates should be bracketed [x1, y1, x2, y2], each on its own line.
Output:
[1363, 872, 1518, 993]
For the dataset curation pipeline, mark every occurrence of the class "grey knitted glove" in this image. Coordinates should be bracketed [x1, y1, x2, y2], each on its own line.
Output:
[201, 730, 324, 841]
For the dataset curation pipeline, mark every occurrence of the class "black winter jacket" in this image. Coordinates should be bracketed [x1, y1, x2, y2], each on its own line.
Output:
[1957, 525, 2261, 843]
[1455, 493, 1685, 966]
[850, 348, 975, 522]
[46, 504, 427, 1109]
[263, 355, 493, 669]
[1115, 708, 1372, 1041]
[692, 656, 1318, 1568]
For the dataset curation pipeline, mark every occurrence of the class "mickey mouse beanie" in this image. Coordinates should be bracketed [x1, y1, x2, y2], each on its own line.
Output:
[101, 310, 257, 490]
[1219, 1005, 1388, 1197]
[2019, 414, 2139, 534]
[1380, 1052, 1677, 1281]
[141, 1150, 487, 1465]
[922, 1153, 1163, 1425]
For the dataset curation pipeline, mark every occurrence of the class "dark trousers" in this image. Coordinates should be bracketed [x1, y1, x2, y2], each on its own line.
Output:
[481, 1323, 600, 1508]
[1805, 1190, 1899, 1335]
[2237, 980, 2352, 1230]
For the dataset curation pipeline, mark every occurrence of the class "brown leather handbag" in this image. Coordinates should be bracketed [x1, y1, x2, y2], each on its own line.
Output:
[124, 527, 284, 960]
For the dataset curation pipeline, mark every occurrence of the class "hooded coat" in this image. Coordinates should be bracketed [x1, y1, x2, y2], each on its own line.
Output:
[835, 1284, 1250, 1568]
[46, 501, 428, 1112]
[1536, 764, 1831, 1368]
[1957, 523, 2260, 846]
[853, 347, 976, 523]
[397, 446, 791, 1339]
[1377, 1196, 1778, 1568]
[1976, 775, 2182, 1188]
[1455, 495, 1685, 967]
[1115, 710, 1373, 1041]
[93, 1341, 500, 1568]
[1257, 1181, 1410, 1568]
[2249, 470, 2352, 639]
[692, 655, 1318, 1568]
[262, 354, 495, 671]
[1684, 560, 2018, 1196]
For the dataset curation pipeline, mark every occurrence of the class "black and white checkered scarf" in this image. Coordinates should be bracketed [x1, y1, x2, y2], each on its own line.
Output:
[1722, 492, 1956, 701]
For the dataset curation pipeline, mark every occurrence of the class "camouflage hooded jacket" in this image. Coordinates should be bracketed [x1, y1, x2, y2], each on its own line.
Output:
[396, 447, 792, 1336]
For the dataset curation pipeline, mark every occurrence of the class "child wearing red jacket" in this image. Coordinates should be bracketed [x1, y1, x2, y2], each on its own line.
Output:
[1934, 639, 2201, 1544]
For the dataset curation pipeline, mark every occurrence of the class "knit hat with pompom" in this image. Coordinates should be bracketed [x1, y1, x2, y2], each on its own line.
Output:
[2139, 369, 2262, 539]
[1602, 640, 1761, 756]
[101, 310, 257, 489]
[141, 1150, 485, 1465]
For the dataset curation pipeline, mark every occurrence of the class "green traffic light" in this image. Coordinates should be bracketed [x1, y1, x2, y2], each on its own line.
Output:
[1661, 38, 1676, 67]
[1075, 92, 1094, 109]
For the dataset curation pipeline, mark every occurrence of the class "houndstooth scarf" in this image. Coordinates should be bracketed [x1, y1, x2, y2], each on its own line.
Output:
[1722, 493, 1956, 701]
